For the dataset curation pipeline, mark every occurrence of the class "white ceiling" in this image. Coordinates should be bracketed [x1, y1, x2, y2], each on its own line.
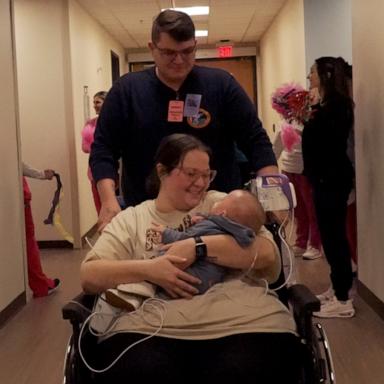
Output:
[76, 0, 287, 50]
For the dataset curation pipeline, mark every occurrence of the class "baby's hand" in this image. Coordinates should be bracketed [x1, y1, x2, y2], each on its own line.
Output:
[151, 221, 166, 234]
[191, 215, 205, 225]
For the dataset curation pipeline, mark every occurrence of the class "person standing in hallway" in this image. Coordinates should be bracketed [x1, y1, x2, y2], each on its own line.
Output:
[303, 57, 355, 318]
[89, 9, 278, 232]
[81, 91, 108, 214]
[22, 162, 60, 297]
[273, 129, 323, 261]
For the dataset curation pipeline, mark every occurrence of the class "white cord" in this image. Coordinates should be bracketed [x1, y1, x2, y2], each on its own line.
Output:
[242, 209, 295, 295]
[77, 297, 167, 374]
[245, 251, 258, 276]
[85, 236, 94, 249]
[270, 209, 295, 292]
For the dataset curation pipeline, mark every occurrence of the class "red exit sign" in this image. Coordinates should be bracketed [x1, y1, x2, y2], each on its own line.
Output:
[218, 45, 233, 58]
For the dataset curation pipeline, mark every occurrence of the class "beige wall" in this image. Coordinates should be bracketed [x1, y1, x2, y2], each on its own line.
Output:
[304, 0, 352, 73]
[69, 0, 126, 236]
[13, 0, 127, 246]
[257, 0, 306, 139]
[352, 0, 384, 302]
[0, 0, 26, 311]
[14, 0, 78, 244]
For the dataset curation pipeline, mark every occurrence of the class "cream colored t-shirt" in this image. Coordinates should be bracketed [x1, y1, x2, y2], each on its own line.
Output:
[84, 190, 296, 339]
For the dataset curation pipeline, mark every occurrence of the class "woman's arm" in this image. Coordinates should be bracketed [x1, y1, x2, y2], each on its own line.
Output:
[163, 230, 278, 279]
[204, 233, 275, 270]
[80, 255, 201, 297]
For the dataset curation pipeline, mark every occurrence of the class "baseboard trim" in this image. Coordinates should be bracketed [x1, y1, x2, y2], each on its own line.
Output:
[38, 240, 73, 249]
[37, 224, 98, 250]
[0, 292, 26, 329]
[357, 280, 384, 321]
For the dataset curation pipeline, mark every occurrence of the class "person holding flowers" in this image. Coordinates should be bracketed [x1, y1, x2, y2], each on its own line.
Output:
[271, 83, 323, 260]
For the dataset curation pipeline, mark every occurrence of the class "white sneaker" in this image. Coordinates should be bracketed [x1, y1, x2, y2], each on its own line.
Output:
[316, 286, 335, 304]
[313, 296, 355, 318]
[292, 245, 306, 257]
[302, 246, 322, 260]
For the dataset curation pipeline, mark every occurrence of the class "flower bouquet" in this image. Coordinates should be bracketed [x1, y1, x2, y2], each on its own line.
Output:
[271, 83, 312, 151]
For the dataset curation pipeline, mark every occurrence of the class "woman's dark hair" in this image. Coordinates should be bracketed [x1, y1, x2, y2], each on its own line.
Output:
[146, 134, 211, 197]
[315, 57, 351, 101]
[94, 91, 107, 99]
[151, 10, 195, 43]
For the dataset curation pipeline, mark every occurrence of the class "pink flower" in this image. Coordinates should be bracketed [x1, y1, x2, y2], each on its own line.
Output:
[271, 83, 312, 124]
[281, 122, 301, 152]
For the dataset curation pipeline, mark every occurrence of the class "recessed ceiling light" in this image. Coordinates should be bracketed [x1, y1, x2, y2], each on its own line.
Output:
[196, 30, 208, 37]
[161, 6, 210, 16]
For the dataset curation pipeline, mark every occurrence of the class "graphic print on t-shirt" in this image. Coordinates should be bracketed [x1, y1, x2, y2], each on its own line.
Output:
[145, 214, 193, 251]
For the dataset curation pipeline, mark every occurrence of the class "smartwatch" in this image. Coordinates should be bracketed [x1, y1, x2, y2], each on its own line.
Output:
[194, 236, 207, 261]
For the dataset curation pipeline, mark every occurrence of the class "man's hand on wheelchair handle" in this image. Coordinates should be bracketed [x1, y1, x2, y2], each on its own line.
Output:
[97, 199, 121, 232]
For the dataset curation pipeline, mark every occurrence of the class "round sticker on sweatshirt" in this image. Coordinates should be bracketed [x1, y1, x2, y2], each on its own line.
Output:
[187, 108, 211, 129]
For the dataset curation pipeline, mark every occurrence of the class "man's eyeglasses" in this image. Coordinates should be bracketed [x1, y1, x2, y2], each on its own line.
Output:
[153, 42, 197, 61]
[176, 167, 217, 184]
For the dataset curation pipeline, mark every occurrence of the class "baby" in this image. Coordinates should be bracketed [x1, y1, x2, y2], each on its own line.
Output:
[105, 190, 265, 310]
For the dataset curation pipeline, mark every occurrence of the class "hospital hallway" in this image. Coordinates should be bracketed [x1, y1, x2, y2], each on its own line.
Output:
[0, 244, 383, 384]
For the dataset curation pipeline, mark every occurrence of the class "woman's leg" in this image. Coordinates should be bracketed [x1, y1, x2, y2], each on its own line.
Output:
[91, 332, 302, 382]
[300, 175, 322, 250]
[92, 333, 185, 382]
[199, 333, 303, 382]
[312, 179, 353, 301]
[24, 202, 54, 297]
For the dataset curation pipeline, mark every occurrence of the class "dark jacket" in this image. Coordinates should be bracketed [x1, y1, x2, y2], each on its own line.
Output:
[302, 93, 354, 184]
[90, 66, 276, 206]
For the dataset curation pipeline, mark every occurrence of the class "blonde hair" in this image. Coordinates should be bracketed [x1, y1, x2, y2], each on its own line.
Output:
[220, 190, 265, 233]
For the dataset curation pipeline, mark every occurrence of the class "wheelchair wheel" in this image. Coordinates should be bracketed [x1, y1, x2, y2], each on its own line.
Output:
[301, 322, 336, 384]
[63, 335, 77, 384]
[313, 323, 336, 383]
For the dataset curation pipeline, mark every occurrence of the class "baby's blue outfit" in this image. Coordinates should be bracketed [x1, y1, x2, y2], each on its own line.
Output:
[162, 215, 255, 294]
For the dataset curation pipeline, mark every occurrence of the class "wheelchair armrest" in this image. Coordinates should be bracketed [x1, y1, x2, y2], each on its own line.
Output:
[62, 292, 96, 324]
[288, 284, 320, 314]
[288, 284, 320, 342]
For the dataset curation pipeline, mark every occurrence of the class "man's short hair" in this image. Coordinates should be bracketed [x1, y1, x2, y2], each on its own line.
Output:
[152, 10, 195, 43]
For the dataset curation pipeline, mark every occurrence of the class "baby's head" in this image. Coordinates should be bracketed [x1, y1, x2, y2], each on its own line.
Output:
[211, 190, 265, 233]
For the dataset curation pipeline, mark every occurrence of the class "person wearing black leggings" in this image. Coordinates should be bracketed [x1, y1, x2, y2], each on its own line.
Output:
[303, 56, 355, 318]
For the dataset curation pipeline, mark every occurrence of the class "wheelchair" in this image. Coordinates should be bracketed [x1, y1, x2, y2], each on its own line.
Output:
[62, 223, 336, 384]
[62, 170, 335, 383]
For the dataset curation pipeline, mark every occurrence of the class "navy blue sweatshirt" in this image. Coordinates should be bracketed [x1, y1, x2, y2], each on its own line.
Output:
[90, 66, 276, 206]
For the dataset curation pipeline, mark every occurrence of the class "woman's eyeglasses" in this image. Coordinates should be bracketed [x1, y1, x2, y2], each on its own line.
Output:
[153, 42, 196, 61]
[176, 167, 217, 184]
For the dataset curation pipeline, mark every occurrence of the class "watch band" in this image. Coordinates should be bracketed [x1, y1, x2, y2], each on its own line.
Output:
[194, 236, 207, 260]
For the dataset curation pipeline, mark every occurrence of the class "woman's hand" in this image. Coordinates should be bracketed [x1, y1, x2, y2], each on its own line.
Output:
[146, 254, 201, 299]
[44, 169, 55, 180]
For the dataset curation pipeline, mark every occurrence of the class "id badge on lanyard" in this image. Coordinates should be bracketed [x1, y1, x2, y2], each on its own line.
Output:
[167, 94, 202, 122]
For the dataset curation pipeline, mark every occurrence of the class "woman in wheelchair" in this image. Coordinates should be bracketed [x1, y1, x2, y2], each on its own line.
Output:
[80, 133, 303, 382]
